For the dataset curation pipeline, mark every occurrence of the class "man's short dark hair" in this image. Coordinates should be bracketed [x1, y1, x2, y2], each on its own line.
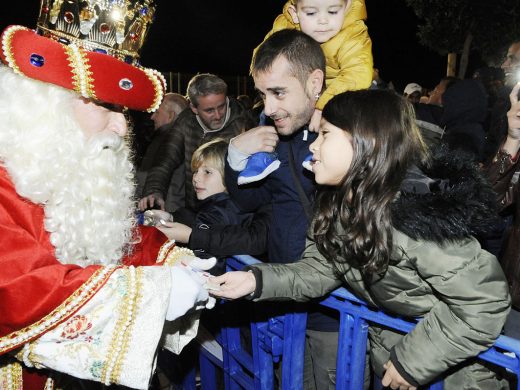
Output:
[251, 29, 326, 87]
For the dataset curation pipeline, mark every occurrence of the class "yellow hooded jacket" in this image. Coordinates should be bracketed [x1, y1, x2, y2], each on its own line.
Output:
[253, 0, 373, 110]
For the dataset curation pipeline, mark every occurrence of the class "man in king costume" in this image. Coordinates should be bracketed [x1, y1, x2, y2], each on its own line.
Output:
[0, 1, 215, 388]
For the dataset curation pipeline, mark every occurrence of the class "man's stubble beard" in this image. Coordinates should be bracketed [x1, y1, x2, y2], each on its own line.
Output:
[276, 100, 316, 136]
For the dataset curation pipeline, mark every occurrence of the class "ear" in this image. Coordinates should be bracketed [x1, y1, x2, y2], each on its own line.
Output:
[167, 111, 176, 123]
[288, 4, 299, 24]
[307, 68, 325, 98]
[190, 103, 198, 115]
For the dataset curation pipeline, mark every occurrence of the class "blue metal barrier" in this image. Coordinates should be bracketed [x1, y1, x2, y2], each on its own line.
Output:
[210, 255, 307, 389]
[191, 255, 520, 389]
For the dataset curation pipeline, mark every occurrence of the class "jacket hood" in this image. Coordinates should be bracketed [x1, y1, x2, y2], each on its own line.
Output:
[439, 79, 488, 160]
[440, 79, 488, 128]
[391, 145, 499, 244]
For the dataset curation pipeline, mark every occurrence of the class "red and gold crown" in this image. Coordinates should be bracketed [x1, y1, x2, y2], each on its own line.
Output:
[0, 0, 165, 112]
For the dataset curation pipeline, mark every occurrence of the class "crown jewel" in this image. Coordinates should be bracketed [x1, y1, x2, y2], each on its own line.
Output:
[37, 0, 155, 65]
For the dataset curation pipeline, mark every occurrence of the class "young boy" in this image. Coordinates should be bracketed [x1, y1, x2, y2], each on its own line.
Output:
[146, 138, 269, 384]
[238, 0, 373, 185]
[151, 138, 268, 272]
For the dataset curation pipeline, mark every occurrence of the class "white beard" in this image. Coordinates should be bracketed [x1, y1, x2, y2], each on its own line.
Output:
[45, 132, 136, 266]
[10, 130, 136, 267]
[0, 67, 136, 267]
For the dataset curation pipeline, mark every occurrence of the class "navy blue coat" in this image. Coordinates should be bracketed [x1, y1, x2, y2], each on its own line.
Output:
[226, 128, 317, 264]
[226, 127, 341, 330]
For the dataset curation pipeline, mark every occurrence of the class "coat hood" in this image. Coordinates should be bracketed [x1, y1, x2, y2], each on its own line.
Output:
[440, 79, 488, 159]
[391, 145, 499, 244]
[441, 79, 488, 127]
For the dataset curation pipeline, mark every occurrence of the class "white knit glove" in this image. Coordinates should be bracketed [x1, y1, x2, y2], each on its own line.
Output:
[166, 266, 216, 321]
[183, 266, 217, 310]
[186, 256, 217, 271]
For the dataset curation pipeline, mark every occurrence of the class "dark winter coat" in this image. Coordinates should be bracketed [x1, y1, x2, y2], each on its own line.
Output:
[484, 149, 520, 308]
[142, 98, 254, 210]
[135, 122, 185, 212]
[189, 203, 271, 259]
[172, 192, 269, 260]
[441, 79, 488, 161]
[225, 127, 317, 264]
[249, 148, 511, 388]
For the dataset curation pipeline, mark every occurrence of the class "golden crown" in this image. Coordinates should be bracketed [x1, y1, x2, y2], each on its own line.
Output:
[36, 0, 156, 65]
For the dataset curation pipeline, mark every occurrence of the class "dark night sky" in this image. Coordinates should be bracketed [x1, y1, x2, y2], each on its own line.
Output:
[0, 1, 488, 93]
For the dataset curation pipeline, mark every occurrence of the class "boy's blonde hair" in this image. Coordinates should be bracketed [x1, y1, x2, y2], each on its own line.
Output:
[191, 138, 228, 180]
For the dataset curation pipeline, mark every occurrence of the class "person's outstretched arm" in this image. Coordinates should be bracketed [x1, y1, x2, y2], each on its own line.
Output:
[211, 239, 342, 301]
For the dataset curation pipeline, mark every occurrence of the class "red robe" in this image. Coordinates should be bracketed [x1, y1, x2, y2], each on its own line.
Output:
[0, 166, 167, 355]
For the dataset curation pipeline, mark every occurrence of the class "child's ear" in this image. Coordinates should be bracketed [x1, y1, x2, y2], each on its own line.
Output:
[288, 4, 299, 24]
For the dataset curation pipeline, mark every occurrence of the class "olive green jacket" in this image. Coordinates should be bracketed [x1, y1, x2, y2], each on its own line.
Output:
[251, 149, 511, 387]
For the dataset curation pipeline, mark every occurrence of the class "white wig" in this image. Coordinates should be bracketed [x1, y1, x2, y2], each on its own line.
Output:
[0, 65, 137, 266]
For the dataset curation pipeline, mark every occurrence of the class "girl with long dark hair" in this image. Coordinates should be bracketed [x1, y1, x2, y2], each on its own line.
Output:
[212, 89, 510, 389]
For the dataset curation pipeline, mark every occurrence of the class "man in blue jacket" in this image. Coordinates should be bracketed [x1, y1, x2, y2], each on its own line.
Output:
[225, 29, 337, 389]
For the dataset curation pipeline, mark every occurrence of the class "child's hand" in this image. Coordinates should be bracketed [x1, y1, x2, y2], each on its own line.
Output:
[382, 361, 417, 390]
[157, 222, 192, 243]
[209, 271, 257, 300]
[308, 109, 322, 132]
[231, 125, 279, 154]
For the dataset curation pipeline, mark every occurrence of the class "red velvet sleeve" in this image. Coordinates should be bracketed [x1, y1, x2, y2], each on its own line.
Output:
[0, 169, 112, 353]
[0, 168, 169, 354]
[123, 225, 168, 267]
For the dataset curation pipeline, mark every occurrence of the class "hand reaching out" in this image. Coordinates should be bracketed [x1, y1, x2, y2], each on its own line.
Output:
[381, 361, 417, 390]
[209, 271, 257, 300]
[166, 266, 215, 321]
[157, 221, 192, 243]
[138, 193, 165, 211]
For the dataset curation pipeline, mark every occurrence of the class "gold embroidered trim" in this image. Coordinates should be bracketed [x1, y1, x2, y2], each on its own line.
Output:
[65, 44, 96, 100]
[13, 343, 39, 369]
[1, 25, 26, 76]
[101, 266, 142, 385]
[143, 67, 165, 113]
[0, 360, 22, 390]
[38, 26, 138, 62]
[156, 240, 177, 264]
[0, 265, 118, 354]
[164, 246, 195, 267]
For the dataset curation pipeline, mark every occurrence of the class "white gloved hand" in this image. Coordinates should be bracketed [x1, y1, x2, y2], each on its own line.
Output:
[184, 267, 217, 310]
[166, 266, 215, 321]
[187, 256, 217, 271]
